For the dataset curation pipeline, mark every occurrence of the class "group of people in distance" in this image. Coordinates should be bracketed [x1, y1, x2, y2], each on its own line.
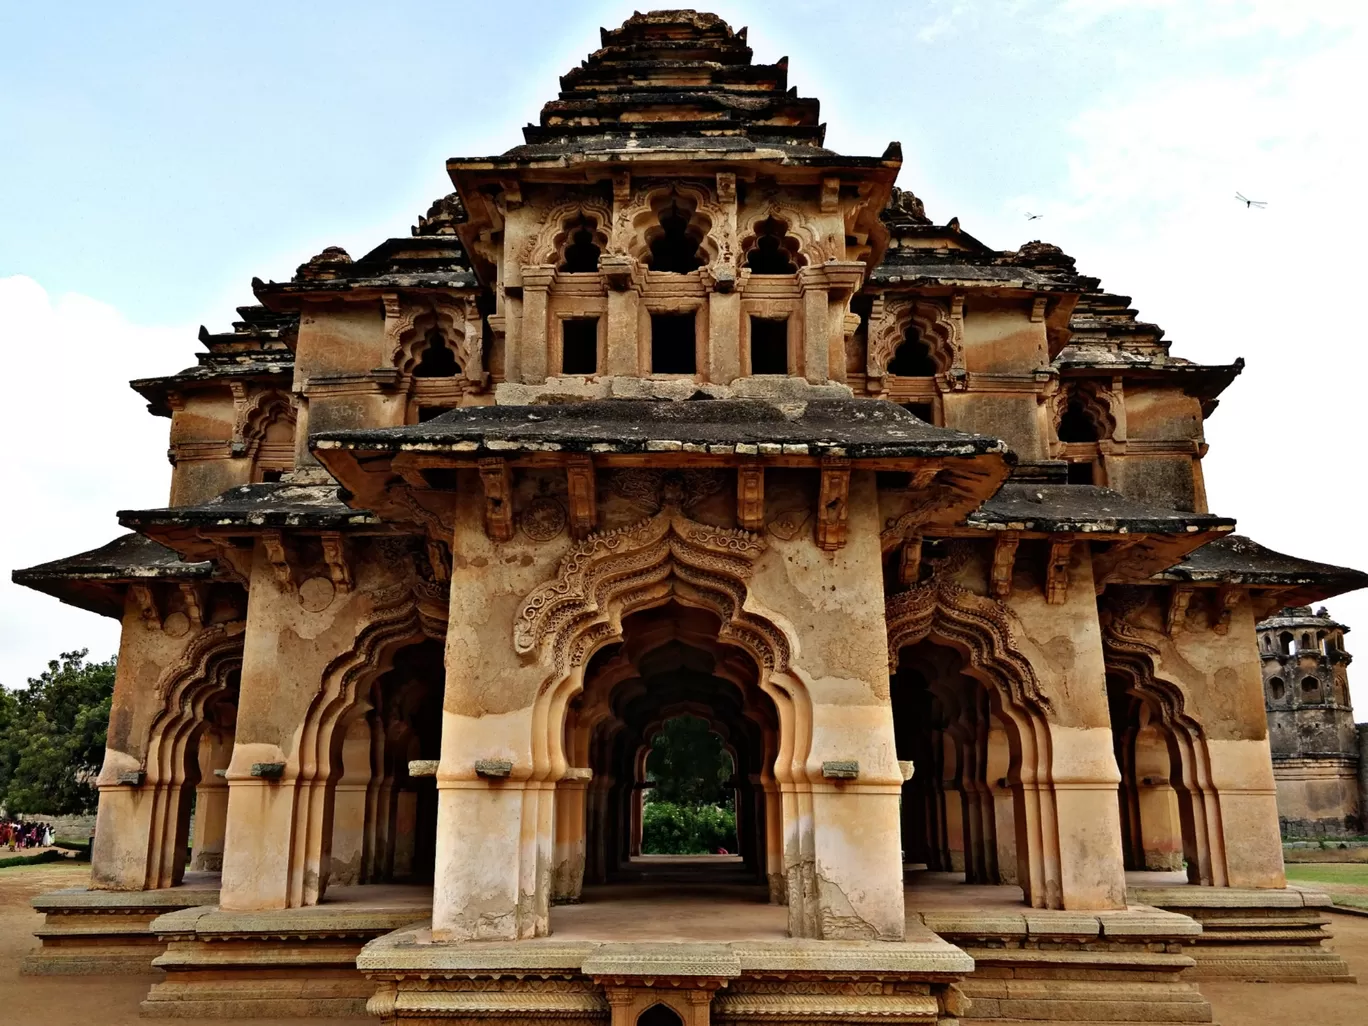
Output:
[1, 819, 54, 851]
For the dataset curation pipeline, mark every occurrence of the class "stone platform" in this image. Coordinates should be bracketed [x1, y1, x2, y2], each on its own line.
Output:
[23, 878, 221, 975]
[908, 874, 1211, 1025]
[141, 884, 432, 1018]
[1128, 874, 1355, 984]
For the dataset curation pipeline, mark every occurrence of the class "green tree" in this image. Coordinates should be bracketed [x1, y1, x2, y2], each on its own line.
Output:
[645, 714, 733, 807]
[0, 650, 116, 816]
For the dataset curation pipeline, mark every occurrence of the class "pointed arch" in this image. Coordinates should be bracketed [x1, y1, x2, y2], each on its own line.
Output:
[1051, 381, 1118, 443]
[235, 389, 295, 459]
[138, 621, 246, 888]
[522, 199, 613, 268]
[866, 296, 963, 382]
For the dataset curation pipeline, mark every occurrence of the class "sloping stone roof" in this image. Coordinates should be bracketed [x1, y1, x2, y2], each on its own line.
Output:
[1156, 534, 1368, 603]
[311, 398, 1013, 461]
[119, 483, 381, 531]
[11, 533, 213, 618]
[967, 484, 1233, 535]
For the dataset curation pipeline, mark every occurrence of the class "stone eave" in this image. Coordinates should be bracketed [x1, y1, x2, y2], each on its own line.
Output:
[252, 274, 481, 311]
[130, 364, 295, 417]
[1154, 534, 1368, 608]
[1057, 358, 1244, 404]
[11, 533, 214, 618]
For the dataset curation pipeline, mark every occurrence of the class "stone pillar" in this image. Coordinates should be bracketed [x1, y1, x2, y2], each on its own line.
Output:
[1134, 726, 1184, 871]
[329, 717, 373, 886]
[189, 727, 232, 873]
[987, 720, 1019, 884]
[707, 287, 741, 384]
[604, 278, 641, 377]
[520, 265, 556, 383]
[1358, 724, 1368, 832]
[551, 772, 590, 901]
[798, 268, 829, 384]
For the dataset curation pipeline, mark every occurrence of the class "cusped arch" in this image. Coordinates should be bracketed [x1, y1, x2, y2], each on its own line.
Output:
[522, 199, 613, 268]
[235, 390, 295, 458]
[738, 211, 811, 272]
[619, 183, 724, 269]
[867, 297, 962, 381]
[385, 296, 484, 387]
[1052, 381, 1118, 443]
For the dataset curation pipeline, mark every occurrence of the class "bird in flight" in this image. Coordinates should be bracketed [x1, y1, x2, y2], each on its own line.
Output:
[1024, 211, 1043, 220]
[1235, 192, 1267, 209]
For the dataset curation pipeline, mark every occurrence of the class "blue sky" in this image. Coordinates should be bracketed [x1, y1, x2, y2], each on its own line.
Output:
[2, 1, 1366, 701]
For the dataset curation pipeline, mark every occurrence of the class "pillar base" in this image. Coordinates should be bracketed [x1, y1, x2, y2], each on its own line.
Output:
[22, 884, 220, 976]
[141, 897, 431, 1018]
[1128, 883, 1356, 984]
[359, 924, 972, 1026]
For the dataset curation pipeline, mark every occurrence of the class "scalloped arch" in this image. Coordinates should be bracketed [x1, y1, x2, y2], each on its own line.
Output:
[867, 297, 962, 380]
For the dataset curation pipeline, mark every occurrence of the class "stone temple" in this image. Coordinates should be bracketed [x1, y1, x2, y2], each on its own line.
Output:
[13, 10, 1368, 1025]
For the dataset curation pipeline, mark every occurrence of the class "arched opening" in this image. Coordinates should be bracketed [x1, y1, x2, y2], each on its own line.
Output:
[1301, 676, 1320, 698]
[647, 200, 706, 274]
[559, 217, 602, 273]
[888, 326, 938, 377]
[412, 329, 461, 378]
[1058, 397, 1100, 443]
[1269, 676, 1286, 701]
[638, 1004, 684, 1026]
[330, 638, 444, 889]
[1302, 632, 1313, 649]
[188, 672, 239, 875]
[250, 408, 295, 484]
[558, 602, 781, 918]
[894, 639, 1024, 896]
[744, 217, 799, 275]
[1278, 631, 1295, 655]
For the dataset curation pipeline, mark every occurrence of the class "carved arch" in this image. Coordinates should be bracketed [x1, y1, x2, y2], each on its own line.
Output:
[615, 183, 727, 268]
[737, 209, 815, 270]
[1099, 591, 1228, 886]
[521, 199, 613, 268]
[885, 576, 1048, 715]
[867, 296, 963, 381]
[234, 389, 295, 458]
[139, 621, 246, 888]
[384, 294, 485, 388]
[279, 589, 445, 906]
[1051, 380, 1118, 442]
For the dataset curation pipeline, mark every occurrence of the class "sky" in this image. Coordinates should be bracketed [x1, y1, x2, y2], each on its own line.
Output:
[1, 0, 1366, 707]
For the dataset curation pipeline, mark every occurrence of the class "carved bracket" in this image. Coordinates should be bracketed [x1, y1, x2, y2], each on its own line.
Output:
[1212, 584, 1241, 635]
[566, 457, 598, 539]
[478, 457, 515, 542]
[990, 533, 1020, 600]
[1046, 540, 1073, 605]
[737, 464, 765, 532]
[816, 457, 851, 551]
[261, 531, 294, 591]
[129, 584, 162, 629]
[898, 535, 924, 587]
[1166, 585, 1194, 635]
[320, 532, 352, 592]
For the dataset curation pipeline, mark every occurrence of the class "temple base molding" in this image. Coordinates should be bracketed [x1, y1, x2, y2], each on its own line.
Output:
[22, 884, 221, 976]
[140, 899, 431, 1018]
[1128, 883, 1356, 984]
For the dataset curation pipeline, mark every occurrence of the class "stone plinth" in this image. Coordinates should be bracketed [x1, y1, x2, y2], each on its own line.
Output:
[141, 893, 431, 1018]
[1127, 882, 1355, 983]
[359, 921, 973, 1026]
[23, 884, 220, 976]
[916, 904, 1209, 1025]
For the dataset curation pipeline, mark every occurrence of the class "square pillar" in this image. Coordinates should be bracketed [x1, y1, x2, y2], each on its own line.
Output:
[519, 265, 556, 383]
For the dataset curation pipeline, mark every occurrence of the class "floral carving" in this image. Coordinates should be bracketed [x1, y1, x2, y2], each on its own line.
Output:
[512, 505, 789, 677]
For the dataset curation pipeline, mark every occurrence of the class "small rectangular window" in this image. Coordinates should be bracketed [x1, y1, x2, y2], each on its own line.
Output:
[900, 402, 934, 423]
[650, 313, 696, 374]
[561, 318, 599, 375]
[749, 316, 788, 374]
[1066, 460, 1095, 485]
[417, 406, 449, 423]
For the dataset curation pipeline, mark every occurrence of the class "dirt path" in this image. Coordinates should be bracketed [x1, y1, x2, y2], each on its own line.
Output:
[3, 864, 1366, 1024]
[1195, 911, 1367, 1026]
[0, 863, 354, 1026]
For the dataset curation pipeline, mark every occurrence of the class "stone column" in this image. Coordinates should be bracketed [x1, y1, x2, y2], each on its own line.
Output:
[798, 268, 829, 384]
[1005, 543, 1128, 910]
[519, 265, 556, 383]
[706, 285, 741, 384]
[189, 726, 232, 873]
[1358, 725, 1368, 833]
[329, 717, 373, 886]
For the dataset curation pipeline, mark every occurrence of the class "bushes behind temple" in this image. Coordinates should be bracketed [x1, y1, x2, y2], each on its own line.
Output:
[641, 800, 737, 855]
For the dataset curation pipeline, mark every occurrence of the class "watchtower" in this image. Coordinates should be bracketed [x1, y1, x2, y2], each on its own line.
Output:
[1257, 606, 1363, 837]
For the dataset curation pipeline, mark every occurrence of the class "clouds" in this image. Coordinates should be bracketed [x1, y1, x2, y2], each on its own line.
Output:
[0, 276, 190, 686]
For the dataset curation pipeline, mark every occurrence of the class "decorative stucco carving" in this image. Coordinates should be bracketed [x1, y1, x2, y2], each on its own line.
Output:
[383, 294, 486, 389]
[512, 504, 789, 677]
[613, 182, 729, 269]
[1050, 379, 1120, 442]
[885, 556, 1049, 713]
[866, 296, 964, 383]
[610, 468, 726, 513]
[520, 199, 613, 267]
[233, 389, 295, 458]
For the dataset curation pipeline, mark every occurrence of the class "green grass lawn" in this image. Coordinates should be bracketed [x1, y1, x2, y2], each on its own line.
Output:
[1286, 863, 1368, 908]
